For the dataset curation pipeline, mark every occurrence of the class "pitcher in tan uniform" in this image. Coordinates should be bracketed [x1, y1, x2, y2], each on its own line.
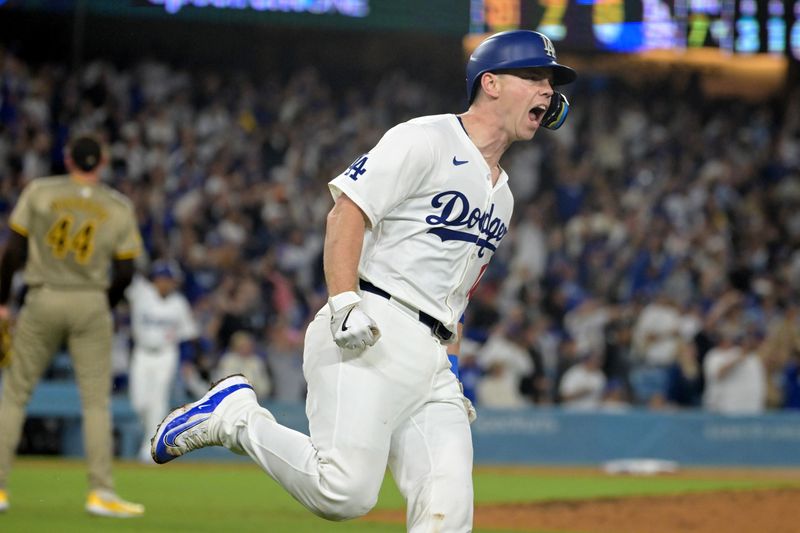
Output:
[0, 134, 145, 517]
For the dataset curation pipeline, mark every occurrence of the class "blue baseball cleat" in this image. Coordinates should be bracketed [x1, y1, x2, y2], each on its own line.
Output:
[151, 374, 256, 464]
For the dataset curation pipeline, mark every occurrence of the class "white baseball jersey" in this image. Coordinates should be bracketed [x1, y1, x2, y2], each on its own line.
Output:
[329, 114, 514, 337]
[126, 276, 198, 353]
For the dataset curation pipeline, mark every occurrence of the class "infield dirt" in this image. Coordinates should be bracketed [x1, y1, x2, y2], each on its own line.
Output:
[364, 467, 800, 533]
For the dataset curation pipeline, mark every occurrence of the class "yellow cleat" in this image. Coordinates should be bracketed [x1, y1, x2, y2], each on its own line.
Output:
[0, 488, 8, 512]
[85, 490, 144, 518]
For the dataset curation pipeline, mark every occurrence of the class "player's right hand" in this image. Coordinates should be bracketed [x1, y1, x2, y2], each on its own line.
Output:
[328, 291, 381, 350]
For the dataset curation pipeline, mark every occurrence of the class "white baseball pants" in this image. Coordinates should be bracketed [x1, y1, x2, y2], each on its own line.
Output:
[222, 291, 474, 531]
[129, 346, 179, 461]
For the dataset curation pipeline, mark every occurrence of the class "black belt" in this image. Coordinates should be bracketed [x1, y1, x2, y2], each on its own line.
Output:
[359, 279, 453, 342]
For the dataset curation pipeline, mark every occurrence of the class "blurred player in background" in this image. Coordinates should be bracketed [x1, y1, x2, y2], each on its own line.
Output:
[151, 30, 575, 531]
[127, 259, 199, 463]
[0, 134, 144, 517]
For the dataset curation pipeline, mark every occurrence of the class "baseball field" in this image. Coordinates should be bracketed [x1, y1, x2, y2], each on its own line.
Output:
[2, 458, 799, 532]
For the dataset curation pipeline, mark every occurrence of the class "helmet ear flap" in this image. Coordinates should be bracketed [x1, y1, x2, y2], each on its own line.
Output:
[541, 92, 569, 130]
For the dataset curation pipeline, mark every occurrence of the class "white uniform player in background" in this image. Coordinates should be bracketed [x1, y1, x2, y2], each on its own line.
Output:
[152, 31, 576, 531]
[127, 259, 199, 462]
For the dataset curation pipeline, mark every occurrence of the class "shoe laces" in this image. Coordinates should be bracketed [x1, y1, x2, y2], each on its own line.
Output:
[180, 423, 218, 452]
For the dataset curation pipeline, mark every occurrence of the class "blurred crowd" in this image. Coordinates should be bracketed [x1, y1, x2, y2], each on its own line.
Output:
[1, 46, 800, 414]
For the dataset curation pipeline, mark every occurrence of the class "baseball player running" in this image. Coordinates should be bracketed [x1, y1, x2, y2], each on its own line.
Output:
[127, 260, 199, 463]
[0, 134, 145, 517]
[152, 31, 575, 531]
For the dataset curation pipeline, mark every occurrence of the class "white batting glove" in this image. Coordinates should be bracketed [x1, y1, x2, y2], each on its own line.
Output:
[459, 381, 477, 424]
[328, 291, 381, 350]
[464, 397, 478, 424]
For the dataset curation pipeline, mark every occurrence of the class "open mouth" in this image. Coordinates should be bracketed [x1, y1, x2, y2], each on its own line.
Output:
[529, 104, 547, 123]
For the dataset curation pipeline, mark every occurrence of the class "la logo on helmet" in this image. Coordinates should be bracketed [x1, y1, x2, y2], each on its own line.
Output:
[541, 35, 556, 58]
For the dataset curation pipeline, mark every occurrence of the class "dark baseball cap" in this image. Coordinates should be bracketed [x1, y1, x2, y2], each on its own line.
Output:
[69, 135, 103, 172]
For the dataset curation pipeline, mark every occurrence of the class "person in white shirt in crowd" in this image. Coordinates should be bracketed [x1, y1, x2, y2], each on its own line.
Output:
[559, 348, 607, 410]
[477, 310, 534, 391]
[564, 297, 614, 356]
[477, 361, 528, 408]
[127, 259, 199, 462]
[632, 292, 683, 367]
[509, 204, 548, 282]
[703, 322, 766, 414]
[214, 330, 272, 400]
[630, 292, 683, 403]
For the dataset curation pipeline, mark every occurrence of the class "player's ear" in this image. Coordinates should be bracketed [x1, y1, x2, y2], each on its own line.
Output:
[478, 72, 502, 101]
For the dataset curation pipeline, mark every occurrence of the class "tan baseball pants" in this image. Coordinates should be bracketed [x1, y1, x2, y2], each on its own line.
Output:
[0, 286, 115, 491]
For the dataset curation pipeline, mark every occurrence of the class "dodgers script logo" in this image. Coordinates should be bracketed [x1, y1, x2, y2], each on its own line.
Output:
[425, 191, 508, 257]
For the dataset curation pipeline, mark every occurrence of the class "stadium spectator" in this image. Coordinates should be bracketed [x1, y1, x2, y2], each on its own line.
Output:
[703, 323, 767, 414]
[602, 312, 636, 401]
[558, 349, 607, 410]
[760, 303, 800, 407]
[665, 341, 703, 408]
[564, 297, 614, 357]
[782, 350, 800, 410]
[629, 293, 683, 404]
[477, 311, 534, 400]
[477, 361, 528, 408]
[600, 379, 631, 411]
[213, 331, 271, 400]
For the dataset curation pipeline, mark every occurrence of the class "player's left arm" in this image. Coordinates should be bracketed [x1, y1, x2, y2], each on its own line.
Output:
[108, 199, 142, 308]
[2, 180, 35, 311]
[107, 258, 134, 308]
[0, 230, 28, 317]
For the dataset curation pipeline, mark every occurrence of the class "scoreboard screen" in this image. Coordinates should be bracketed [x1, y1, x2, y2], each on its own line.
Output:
[3, 0, 799, 60]
[470, 1, 800, 60]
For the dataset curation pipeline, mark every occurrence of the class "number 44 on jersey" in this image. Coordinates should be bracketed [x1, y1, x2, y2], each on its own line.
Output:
[344, 155, 368, 180]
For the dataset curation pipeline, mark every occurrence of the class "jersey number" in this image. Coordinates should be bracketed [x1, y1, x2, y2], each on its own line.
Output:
[344, 155, 368, 180]
[45, 215, 98, 264]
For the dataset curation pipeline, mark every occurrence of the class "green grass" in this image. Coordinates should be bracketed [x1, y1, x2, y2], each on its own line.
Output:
[471, 469, 792, 504]
[1, 458, 797, 533]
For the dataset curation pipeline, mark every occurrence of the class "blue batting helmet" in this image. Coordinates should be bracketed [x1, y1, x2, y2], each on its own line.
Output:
[150, 259, 183, 281]
[466, 30, 577, 103]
